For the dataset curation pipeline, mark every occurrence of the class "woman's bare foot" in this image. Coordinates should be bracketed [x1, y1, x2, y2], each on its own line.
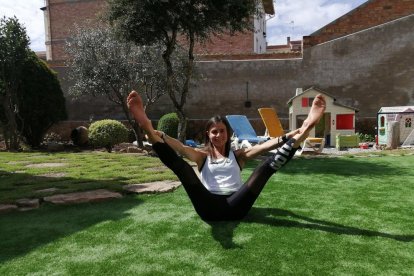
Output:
[292, 94, 326, 147]
[299, 94, 326, 134]
[127, 91, 162, 143]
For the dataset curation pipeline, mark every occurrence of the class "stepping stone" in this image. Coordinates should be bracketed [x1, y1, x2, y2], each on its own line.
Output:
[39, 172, 67, 178]
[123, 181, 181, 194]
[35, 187, 61, 194]
[16, 198, 40, 211]
[144, 167, 167, 172]
[44, 189, 122, 205]
[0, 204, 18, 214]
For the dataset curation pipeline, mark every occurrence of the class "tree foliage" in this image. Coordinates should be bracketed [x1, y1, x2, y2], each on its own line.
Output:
[66, 25, 188, 146]
[107, 0, 258, 142]
[0, 16, 30, 150]
[1, 17, 66, 149]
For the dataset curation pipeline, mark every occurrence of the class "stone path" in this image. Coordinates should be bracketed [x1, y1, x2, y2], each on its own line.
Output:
[123, 181, 181, 194]
[0, 181, 182, 214]
[43, 189, 123, 205]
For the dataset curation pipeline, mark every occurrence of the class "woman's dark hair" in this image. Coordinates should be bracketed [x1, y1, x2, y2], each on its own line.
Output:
[204, 115, 232, 158]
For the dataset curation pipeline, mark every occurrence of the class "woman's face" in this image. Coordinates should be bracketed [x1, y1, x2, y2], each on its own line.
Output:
[207, 122, 228, 148]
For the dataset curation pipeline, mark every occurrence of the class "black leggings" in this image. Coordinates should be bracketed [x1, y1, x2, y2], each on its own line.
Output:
[152, 140, 297, 221]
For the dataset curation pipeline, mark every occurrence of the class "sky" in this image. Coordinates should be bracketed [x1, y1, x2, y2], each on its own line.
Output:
[0, 0, 368, 52]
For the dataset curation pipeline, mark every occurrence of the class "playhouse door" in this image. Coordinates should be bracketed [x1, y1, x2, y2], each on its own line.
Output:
[316, 113, 330, 145]
[315, 113, 330, 141]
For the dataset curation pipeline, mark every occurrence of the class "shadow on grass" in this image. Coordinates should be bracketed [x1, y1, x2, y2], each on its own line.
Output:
[280, 155, 411, 177]
[0, 170, 143, 264]
[0, 169, 130, 203]
[249, 154, 413, 178]
[210, 156, 414, 248]
[208, 207, 414, 249]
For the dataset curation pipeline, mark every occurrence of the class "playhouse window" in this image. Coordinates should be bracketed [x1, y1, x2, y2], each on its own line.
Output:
[336, 114, 354, 130]
[301, 97, 314, 107]
[405, 118, 412, 128]
[380, 116, 385, 127]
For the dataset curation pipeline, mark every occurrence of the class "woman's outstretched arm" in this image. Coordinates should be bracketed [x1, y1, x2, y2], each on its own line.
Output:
[235, 129, 300, 166]
[127, 91, 205, 167]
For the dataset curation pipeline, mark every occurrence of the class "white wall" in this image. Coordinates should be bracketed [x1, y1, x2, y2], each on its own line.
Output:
[253, 3, 267, 54]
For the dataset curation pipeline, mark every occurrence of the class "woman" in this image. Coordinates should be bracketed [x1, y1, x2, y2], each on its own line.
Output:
[127, 91, 326, 221]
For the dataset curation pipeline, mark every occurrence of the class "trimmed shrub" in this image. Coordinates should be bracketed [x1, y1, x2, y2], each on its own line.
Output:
[88, 119, 128, 152]
[17, 52, 67, 147]
[157, 113, 179, 138]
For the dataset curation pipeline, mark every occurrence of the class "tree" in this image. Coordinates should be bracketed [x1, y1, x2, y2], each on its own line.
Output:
[0, 17, 67, 150]
[107, 0, 258, 141]
[0, 16, 30, 150]
[0, 17, 29, 150]
[17, 52, 67, 147]
[66, 25, 186, 147]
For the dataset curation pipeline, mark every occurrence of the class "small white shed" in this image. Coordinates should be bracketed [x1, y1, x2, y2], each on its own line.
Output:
[287, 87, 358, 147]
[377, 106, 414, 146]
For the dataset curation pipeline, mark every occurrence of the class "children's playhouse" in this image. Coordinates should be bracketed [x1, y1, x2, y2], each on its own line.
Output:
[287, 87, 359, 147]
[377, 106, 414, 147]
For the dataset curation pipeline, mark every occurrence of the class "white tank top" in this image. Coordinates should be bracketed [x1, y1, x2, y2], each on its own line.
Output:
[200, 151, 242, 195]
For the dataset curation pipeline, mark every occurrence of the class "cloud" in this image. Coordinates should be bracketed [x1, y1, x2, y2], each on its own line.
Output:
[0, 0, 45, 51]
[266, 0, 367, 45]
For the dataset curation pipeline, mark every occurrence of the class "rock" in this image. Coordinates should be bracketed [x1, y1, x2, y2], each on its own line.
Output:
[71, 126, 89, 146]
[44, 189, 122, 205]
[123, 181, 181, 194]
[0, 204, 18, 214]
[127, 146, 143, 153]
[16, 198, 40, 210]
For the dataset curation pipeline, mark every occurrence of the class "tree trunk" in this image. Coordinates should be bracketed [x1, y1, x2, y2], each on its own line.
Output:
[121, 100, 143, 147]
[176, 109, 187, 142]
[163, 35, 187, 142]
[176, 31, 195, 142]
[2, 92, 20, 150]
[131, 120, 144, 147]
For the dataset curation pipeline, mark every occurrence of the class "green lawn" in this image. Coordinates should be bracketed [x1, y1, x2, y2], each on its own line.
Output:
[0, 151, 177, 203]
[0, 151, 414, 275]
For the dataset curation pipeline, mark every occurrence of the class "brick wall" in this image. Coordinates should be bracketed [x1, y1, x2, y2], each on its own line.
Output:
[304, 0, 414, 47]
[193, 32, 254, 55]
[47, 0, 107, 61]
[46, 0, 259, 61]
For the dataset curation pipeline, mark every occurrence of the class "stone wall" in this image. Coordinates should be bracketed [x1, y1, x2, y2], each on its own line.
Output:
[51, 13, 414, 138]
[179, 13, 414, 121]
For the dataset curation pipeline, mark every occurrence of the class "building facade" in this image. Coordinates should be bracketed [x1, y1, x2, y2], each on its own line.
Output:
[41, 0, 275, 63]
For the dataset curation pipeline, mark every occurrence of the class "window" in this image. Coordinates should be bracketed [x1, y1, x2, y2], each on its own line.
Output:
[405, 118, 412, 128]
[380, 116, 385, 127]
[301, 97, 308, 107]
[301, 97, 314, 107]
[308, 98, 314, 106]
[336, 114, 354, 130]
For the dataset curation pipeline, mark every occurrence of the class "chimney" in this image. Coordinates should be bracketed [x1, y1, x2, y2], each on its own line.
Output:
[296, 88, 303, 96]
